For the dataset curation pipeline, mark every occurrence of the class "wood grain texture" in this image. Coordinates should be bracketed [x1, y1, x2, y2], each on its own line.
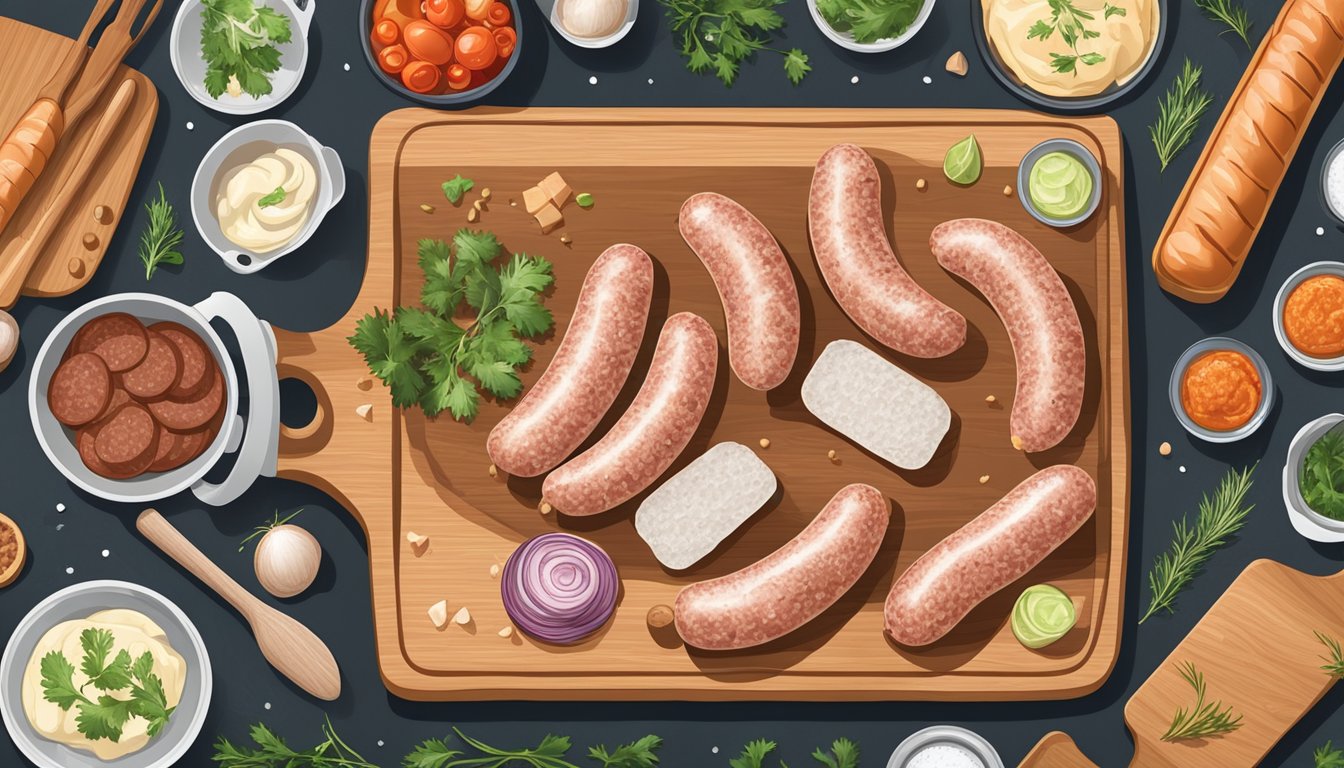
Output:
[0, 17, 157, 298]
[1018, 731, 1098, 768]
[275, 108, 1130, 700]
[1124, 560, 1344, 767]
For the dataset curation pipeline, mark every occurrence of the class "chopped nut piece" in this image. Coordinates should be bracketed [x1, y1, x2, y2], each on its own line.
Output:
[758, 438, 770, 449]
[355, 403, 373, 421]
[827, 449, 838, 461]
[498, 626, 514, 638]
[647, 604, 674, 629]
[538, 172, 572, 206]
[490, 563, 501, 578]
[946, 51, 969, 77]
[510, 199, 518, 207]
[1011, 435, 1024, 451]
[534, 203, 564, 234]
[428, 600, 449, 629]
[452, 606, 472, 625]
[916, 178, 927, 191]
[473, 198, 486, 212]
[488, 463, 498, 477]
[1159, 441, 1172, 456]
[467, 208, 479, 223]
[1003, 185, 1013, 197]
[559, 234, 572, 245]
[407, 531, 430, 555]
[979, 475, 990, 484]
[539, 501, 553, 515]
[357, 377, 374, 391]
[985, 394, 997, 403]
[522, 186, 550, 214]
[480, 187, 493, 200]
[420, 203, 435, 214]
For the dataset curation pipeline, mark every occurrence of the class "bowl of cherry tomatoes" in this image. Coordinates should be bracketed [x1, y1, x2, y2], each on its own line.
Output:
[361, 0, 521, 105]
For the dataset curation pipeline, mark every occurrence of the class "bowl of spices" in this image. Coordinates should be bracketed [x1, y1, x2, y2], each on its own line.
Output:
[887, 725, 1004, 768]
[1017, 139, 1101, 228]
[1274, 261, 1344, 371]
[1284, 413, 1344, 542]
[1169, 337, 1273, 443]
[0, 512, 23, 588]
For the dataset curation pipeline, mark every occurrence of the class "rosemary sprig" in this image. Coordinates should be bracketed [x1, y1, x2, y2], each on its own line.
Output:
[1139, 464, 1255, 623]
[1161, 661, 1243, 742]
[1192, 0, 1253, 46]
[1318, 741, 1344, 768]
[138, 182, 185, 281]
[1148, 58, 1215, 172]
[1317, 631, 1344, 678]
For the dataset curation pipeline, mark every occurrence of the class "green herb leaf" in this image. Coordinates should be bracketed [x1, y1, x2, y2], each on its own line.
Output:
[588, 734, 663, 767]
[200, 0, 291, 99]
[1302, 432, 1344, 519]
[77, 695, 135, 742]
[139, 182, 185, 281]
[257, 185, 287, 208]
[442, 175, 475, 204]
[659, 0, 809, 86]
[730, 739, 777, 768]
[40, 651, 85, 711]
[214, 718, 379, 767]
[1148, 58, 1214, 172]
[1161, 661, 1243, 741]
[1317, 741, 1344, 768]
[1192, 0, 1253, 45]
[1103, 2, 1125, 17]
[575, 192, 595, 208]
[817, 0, 923, 44]
[1029, 0, 1115, 75]
[811, 737, 858, 768]
[1317, 631, 1344, 678]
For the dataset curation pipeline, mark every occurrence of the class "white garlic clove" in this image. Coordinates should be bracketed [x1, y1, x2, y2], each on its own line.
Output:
[428, 600, 449, 629]
[452, 607, 472, 625]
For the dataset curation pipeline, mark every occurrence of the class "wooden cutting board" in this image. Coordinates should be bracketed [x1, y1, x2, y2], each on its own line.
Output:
[0, 17, 158, 297]
[273, 108, 1130, 700]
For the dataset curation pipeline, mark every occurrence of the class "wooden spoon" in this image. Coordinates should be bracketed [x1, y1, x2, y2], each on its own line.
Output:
[136, 509, 342, 701]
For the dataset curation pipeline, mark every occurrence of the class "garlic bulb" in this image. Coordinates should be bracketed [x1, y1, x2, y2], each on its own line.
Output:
[254, 524, 322, 598]
[558, 0, 625, 39]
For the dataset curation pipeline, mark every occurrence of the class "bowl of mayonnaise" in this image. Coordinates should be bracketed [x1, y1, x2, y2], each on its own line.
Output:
[191, 120, 346, 274]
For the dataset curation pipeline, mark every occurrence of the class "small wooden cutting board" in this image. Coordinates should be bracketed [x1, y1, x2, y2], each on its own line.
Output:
[1019, 560, 1344, 767]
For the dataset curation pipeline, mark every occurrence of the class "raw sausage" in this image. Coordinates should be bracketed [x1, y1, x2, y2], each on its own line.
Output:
[675, 483, 889, 651]
[488, 244, 653, 477]
[808, 144, 966, 358]
[884, 465, 1096, 647]
[71, 313, 148, 372]
[121, 331, 182, 401]
[931, 219, 1085, 452]
[48, 352, 112, 427]
[543, 312, 718, 516]
[679, 192, 799, 389]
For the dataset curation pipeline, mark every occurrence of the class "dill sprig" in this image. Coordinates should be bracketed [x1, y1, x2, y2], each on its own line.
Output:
[1317, 631, 1344, 678]
[138, 182, 185, 281]
[1161, 661, 1243, 742]
[1148, 58, 1215, 172]
[1192, 0, 1253, 46]
[1139, 464, 1255, 623]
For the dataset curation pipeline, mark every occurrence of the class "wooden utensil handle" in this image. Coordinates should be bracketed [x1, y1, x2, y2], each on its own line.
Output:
[136, 509, 260, 620]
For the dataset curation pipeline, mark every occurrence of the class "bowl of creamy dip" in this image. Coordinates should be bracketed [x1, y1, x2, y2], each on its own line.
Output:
[0, 581, 211, 768]
[887, 726, 1004, 768]
[1017, 139, 1102, 228]
[191, 120, 346, 274]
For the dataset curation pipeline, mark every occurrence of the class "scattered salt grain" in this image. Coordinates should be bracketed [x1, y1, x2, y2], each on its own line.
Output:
[186, 122, 194, 131]
[1179, 466, 1187, 473]
[648, 78, 654, 85]
[56, 523, 64, 531]
[56, 503, 66, 512]
[588, 76, 598, 85]
[712, 747, 720, 754]
[65, 566, 74, 575]
[344, 63, 351, 71]
[1318, 227, 1327, 236]
[101, 549, 109, 558]
[922, 75, 932, 84]
[378, 741, 385, 747]
[851, 75, 860, 84]
[264, 702, 272, 711]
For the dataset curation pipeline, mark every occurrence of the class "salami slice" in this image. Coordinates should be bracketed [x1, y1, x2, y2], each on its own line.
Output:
[150, 322, 214, 400]
[122, 332, 182, 401]
[149, 370, 224, 431]
[48, 353, 112, 427]
[71, 313, 149, 372]
[94, 403, 159, 467]
[94, 388, 132, 423]
[146, 413, 219, 473]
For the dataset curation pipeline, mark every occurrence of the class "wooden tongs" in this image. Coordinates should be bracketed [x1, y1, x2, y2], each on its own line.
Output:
[0, 0, 163, 236]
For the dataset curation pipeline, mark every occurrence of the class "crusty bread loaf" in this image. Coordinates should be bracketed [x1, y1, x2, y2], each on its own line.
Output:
[1153, 0, 1344, 303]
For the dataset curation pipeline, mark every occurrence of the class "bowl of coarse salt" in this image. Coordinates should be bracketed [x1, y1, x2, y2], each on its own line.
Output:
[1322, 137, 1344, 226]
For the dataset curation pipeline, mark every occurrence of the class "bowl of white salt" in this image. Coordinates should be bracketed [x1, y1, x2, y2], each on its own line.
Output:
[1322, 137, 1344, 225]
[887, 725, 1004, 768]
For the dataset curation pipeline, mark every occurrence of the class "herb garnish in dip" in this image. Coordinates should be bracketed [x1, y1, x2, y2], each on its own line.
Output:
[1302, 431, 1344, 521]
[1179, 349, 1261, 432]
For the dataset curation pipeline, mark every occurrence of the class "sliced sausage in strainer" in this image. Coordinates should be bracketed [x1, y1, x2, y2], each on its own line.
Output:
[150, 322, 214, 400]
[71, 313, 149, 372]
[122, 332, 182, 401]
[48, 352, 112, 427]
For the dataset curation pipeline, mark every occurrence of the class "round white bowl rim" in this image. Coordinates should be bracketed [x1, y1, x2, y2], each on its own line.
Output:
[549, 0, 638, 49]
[886, 725, 1004, 768]
[1272, 260, 1344, 371]
[1167, 336, 1274, 443]
[807, 0, 936, 52]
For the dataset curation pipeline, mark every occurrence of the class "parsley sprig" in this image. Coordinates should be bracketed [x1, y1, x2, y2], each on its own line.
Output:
[1026, 0, 1125, 75]
[815, 0, 922, 45]
[1161, 661, 1243, 742]
[41, 627, 176, 743]
[214, 718, 377, 767]
[1301, 432, 1344, 520]
[659, 0, 810, 86]
[349, 230, 553, 422]
[201, 0, 292, 99]
[588, 735, 663, 767]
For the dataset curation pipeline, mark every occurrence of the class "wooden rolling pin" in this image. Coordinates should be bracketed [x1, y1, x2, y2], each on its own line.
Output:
[136, 509, 342, 701]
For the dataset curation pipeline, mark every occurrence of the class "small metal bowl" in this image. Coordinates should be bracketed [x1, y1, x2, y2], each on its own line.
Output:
[1283, 414, 1344, 543]
[0, 512, 24, 588]
[1017, 139, 1102, 229]
[541, 0, 637, 49]
[887, 725, 1004, 768]
[1274, 261, 1344, 371]
[1168, 337, 1274, 443]
[808, 0, 936, 53]
[1321, 137, 1344, 225]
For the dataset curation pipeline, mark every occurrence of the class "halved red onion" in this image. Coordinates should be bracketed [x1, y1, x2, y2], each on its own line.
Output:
[501, 532, 619, 644]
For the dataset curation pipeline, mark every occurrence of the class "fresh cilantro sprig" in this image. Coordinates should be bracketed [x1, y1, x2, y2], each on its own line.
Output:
[815, 0, 921, 45]
[442, 175, 474, 205]
[588, 735, 662, 767]
[201, 0, 292, 99]
[1026, 0, 1125, 75]
[659, 0, 810, 86]
[811, 738, 858, 768]
[40, 628, 176, 743]
[1302, 432, 1344, 520]
[349, 229, 553, 422]
[213, 718, 378, 767]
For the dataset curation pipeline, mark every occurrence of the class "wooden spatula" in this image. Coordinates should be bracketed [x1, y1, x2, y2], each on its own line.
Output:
[137, 509, 342, 701]
[1019, 560, 1344, 768]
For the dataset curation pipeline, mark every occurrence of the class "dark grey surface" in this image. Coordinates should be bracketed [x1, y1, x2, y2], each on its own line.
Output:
[1, 0, 1342, 765]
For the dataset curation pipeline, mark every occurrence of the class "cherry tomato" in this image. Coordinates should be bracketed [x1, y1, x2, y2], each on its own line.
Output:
[493, 26, 516, 58]
[372, 18, 401, 46]
[454, 26, 498, 70]
[464, 0, 491, 21]
[378, 44, 410, 74]
[485, 2, 511, 26]
[446, 63, 472, 90]
[401, 59, 442, 92]
[404, 20, 455, 65]
[426, 0, 466, 28]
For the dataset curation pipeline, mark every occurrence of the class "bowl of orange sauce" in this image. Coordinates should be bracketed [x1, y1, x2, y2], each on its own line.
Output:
[361, 0, 522, 105]
[1274, 261, 1344, 371]
[1169, 337, 1273, 442]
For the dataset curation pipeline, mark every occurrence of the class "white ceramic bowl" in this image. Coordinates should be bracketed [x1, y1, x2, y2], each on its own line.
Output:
[808, 0, 935, 52]
[1017, 138, 1103, 228]
[1284, 414, 1344, 543]
[0, 581, 212, 768]
[1322, 137, 1344, 225]
[1273, 261, 1344, 371]
[191, 120, 345, 274]
[541, 0, 637, 48]
[1168, 337, 1274, 443]
[887, 725, 1004, 768]
[170, 0, 314, 115]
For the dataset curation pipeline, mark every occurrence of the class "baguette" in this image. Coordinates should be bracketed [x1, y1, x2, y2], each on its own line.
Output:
[1153, 0, 1344, 303]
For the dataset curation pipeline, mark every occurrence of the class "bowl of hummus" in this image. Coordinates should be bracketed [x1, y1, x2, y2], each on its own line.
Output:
[191, 120, 346, 274]
[0, 581, 211, 768]
[973, 0, 1164, 111]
